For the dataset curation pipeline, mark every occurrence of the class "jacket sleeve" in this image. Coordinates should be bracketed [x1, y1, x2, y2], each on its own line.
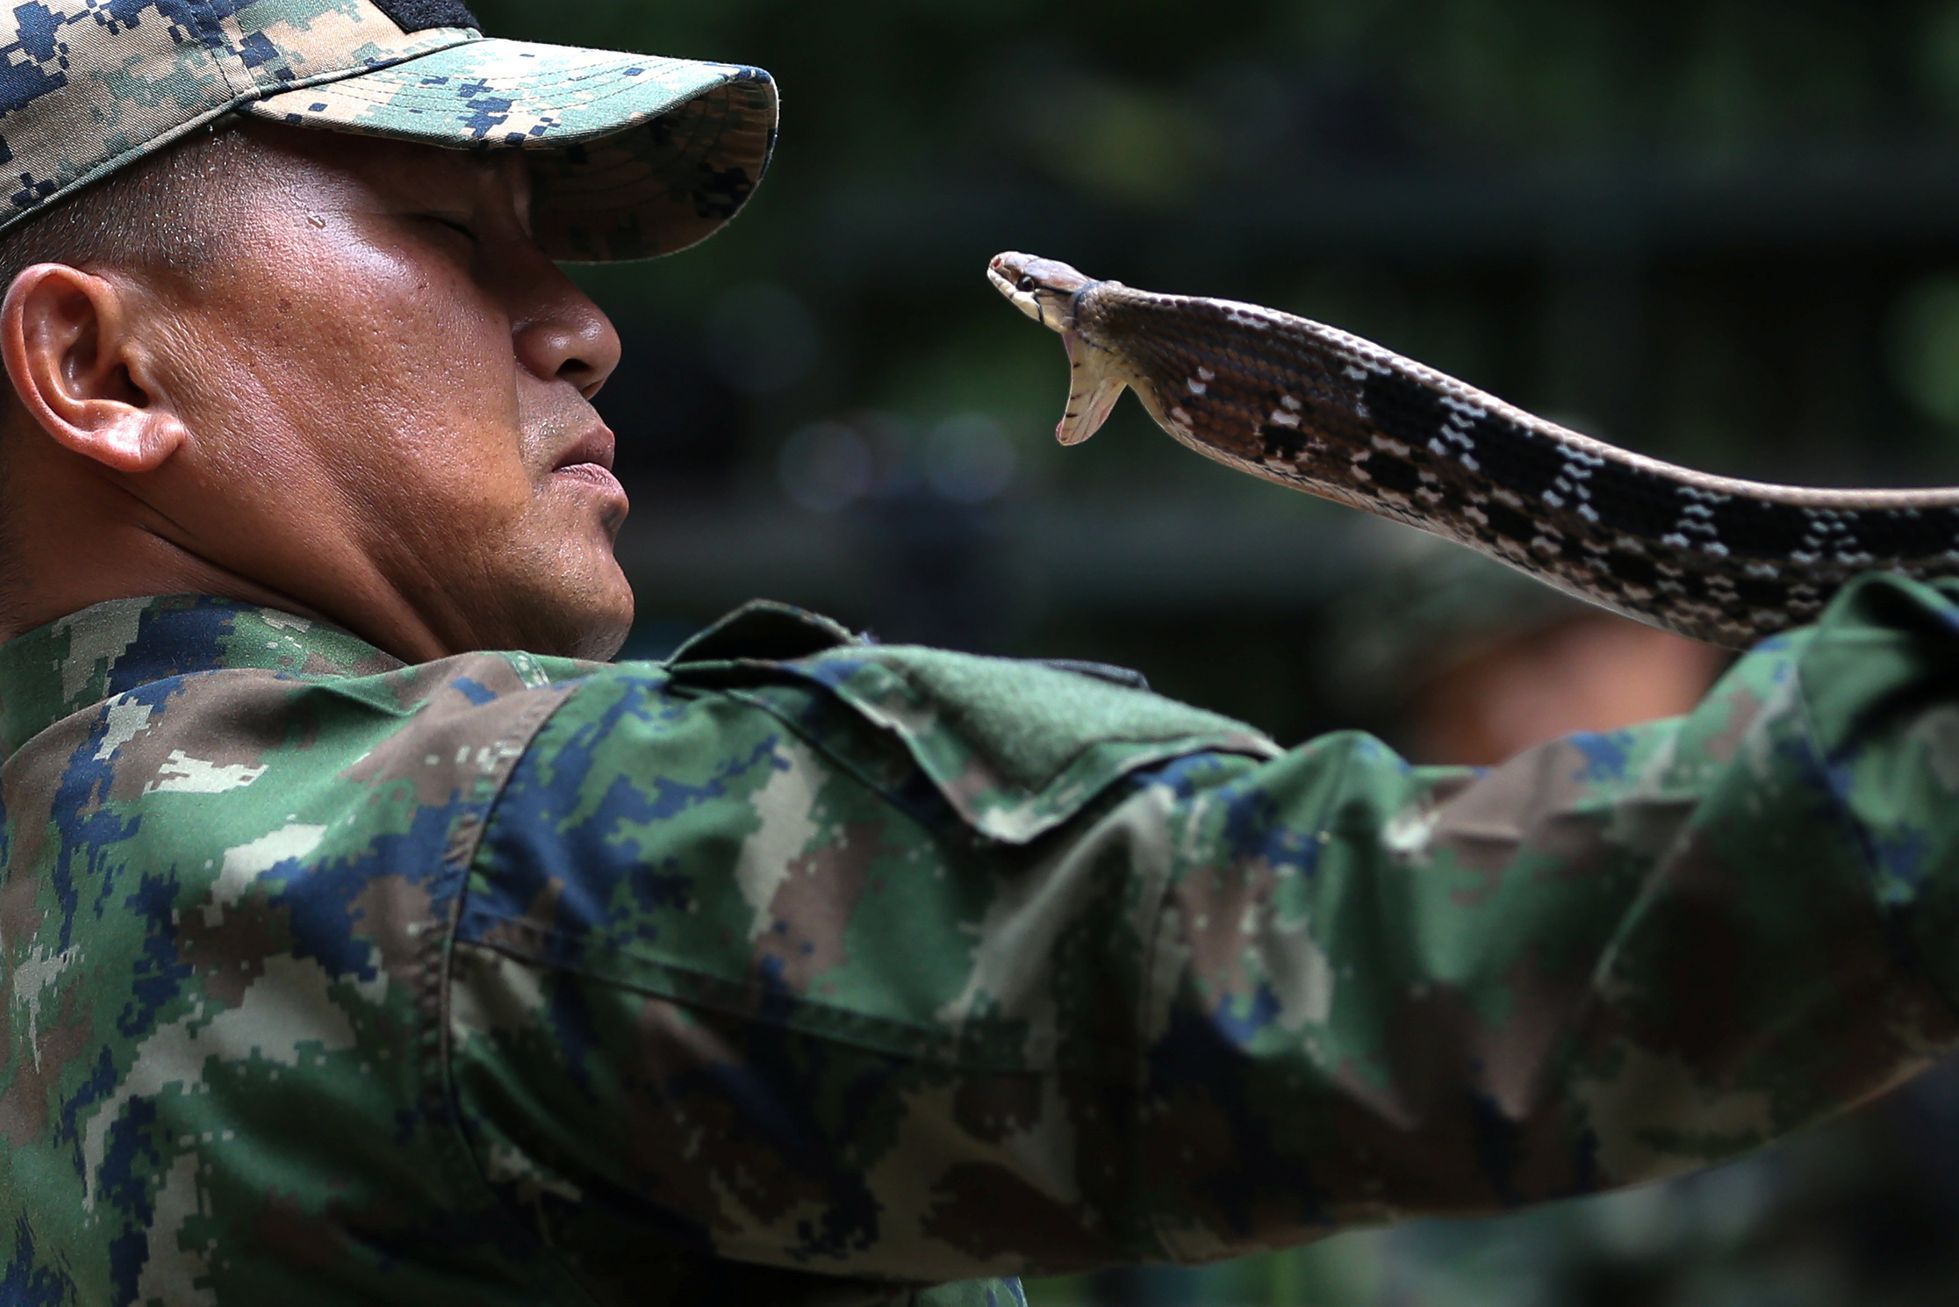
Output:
[445, 574, 1959, 1290]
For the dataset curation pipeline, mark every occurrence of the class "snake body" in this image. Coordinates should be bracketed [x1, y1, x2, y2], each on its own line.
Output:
[986, 251, 1959, 648]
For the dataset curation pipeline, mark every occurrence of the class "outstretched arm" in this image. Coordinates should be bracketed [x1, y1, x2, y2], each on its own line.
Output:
[447, 573, 1959, 1293]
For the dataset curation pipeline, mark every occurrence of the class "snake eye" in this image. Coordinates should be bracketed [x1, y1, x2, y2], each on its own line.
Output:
[1016, 275, 1037, 292]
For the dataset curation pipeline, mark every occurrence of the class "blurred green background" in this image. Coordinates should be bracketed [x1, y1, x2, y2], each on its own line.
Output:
[471, 3, 1959, 1304]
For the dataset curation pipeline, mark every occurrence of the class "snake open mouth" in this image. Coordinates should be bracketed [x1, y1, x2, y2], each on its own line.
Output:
[989, 249, 1959, 648]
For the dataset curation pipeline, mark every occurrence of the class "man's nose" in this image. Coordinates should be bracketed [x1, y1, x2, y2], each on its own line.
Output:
[513, 269, 624, 400]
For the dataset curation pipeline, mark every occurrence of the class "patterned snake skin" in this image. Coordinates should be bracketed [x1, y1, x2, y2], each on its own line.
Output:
[988, 251, 1959, 648]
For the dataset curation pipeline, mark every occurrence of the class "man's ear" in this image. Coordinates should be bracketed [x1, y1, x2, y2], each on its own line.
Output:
[0, 262, 185, 474]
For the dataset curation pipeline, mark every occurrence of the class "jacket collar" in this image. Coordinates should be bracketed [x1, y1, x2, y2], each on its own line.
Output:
[0, 594, 403, 755]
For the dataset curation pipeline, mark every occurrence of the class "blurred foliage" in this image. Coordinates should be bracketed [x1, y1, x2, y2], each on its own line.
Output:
[468, 2, 1959, 1303]
[475, 1, 1959, 717]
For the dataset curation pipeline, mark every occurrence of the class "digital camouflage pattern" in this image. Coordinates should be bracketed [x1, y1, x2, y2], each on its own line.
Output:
[4, 574, 1959, 1305]
[0, 0, 776, 260]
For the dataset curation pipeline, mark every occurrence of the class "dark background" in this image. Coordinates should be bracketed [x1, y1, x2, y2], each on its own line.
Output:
[472, 3, 1959, 1303]
[478, 0, 1959, 738]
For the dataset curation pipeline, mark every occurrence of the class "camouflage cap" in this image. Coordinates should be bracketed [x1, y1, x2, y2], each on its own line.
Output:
[0, 0, 777, 261]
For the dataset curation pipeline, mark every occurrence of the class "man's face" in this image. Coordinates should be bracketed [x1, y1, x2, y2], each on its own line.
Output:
[140, 123, 631, 660]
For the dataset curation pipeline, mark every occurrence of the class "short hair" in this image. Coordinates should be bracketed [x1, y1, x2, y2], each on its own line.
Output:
[0, 119, 260, 623]
[0, 119, 258, 300]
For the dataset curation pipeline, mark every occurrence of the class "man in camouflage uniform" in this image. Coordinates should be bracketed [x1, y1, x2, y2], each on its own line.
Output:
[2, 4, 1957, 1306]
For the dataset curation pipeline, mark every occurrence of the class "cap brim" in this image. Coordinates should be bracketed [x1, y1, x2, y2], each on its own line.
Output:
[246, 37, 777, 262]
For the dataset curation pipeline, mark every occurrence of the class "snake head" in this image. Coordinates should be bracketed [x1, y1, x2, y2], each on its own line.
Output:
[989, 251, 1132, 446]
[988, 251, 1096, 331]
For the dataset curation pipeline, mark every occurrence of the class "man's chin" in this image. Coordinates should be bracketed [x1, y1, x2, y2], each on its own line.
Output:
[496, 560, 634, 662]
[558, 573, 635, 662]
[568, 615, 633, 662]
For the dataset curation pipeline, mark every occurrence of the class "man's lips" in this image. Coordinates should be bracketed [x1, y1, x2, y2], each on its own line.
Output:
[550, 425, 628, 520]
[553, 462, 625, 488]
[553, 425, 616, 474]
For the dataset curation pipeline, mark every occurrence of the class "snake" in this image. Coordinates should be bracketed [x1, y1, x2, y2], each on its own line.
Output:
[988, 250, 1959, 649]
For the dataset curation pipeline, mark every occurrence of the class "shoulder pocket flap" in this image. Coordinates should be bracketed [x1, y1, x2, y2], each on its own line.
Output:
[675, 644, 1278, 843]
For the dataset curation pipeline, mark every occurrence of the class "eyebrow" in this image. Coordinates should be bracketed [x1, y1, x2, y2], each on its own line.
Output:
[412, 149, 533, 230]
[464, 150, 534, 226]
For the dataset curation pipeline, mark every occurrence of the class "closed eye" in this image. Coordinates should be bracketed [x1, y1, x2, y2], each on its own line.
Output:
[421, 214, 478, 244]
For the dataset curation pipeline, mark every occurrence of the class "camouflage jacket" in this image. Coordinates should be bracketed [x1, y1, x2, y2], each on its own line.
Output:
[4, 576, 1958, 1306]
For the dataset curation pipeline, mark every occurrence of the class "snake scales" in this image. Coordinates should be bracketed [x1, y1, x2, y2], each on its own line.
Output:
[988, 250, 1959, 649]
